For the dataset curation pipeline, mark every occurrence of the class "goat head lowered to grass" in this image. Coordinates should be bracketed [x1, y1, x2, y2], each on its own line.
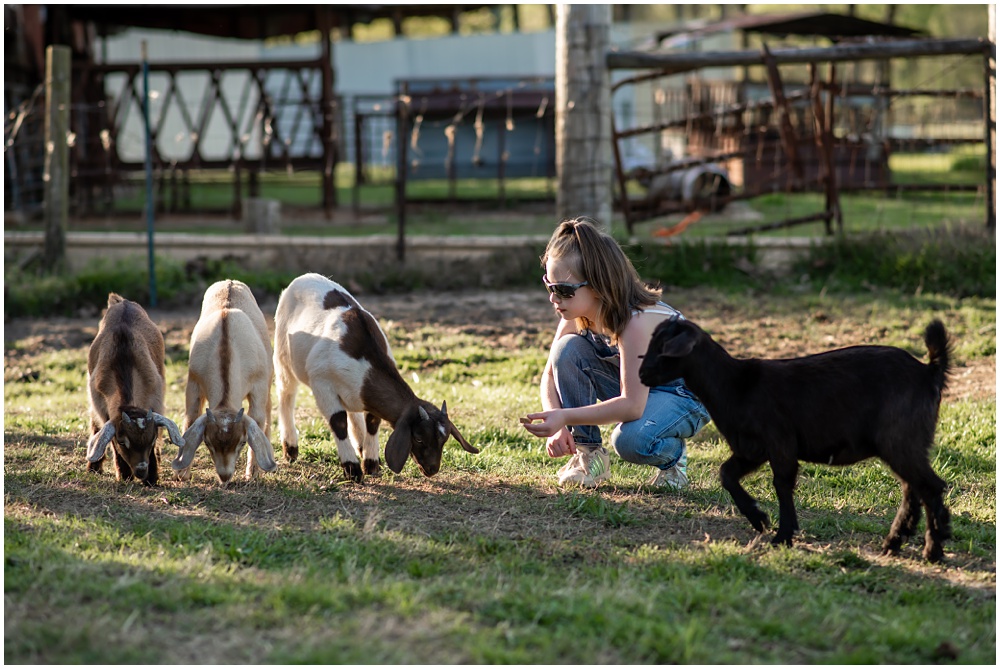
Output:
[273, 273, 479, 483]
[172, 279, 277, 484]
[638, 317, 953, 562]
[86, 293, 184, 485]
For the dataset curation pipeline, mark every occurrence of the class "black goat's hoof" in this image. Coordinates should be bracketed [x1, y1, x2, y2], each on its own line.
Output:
[363, 458, 381, 477]
[342, 461, 364, 483]
[770, 534, 794, 548]
[923, 544, 945, 563]
[747, 513, 771, 533]
[282, 441, 298, 464]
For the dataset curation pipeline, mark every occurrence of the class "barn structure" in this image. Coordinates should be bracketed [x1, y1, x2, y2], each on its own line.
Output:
[4, 4, 533, 219]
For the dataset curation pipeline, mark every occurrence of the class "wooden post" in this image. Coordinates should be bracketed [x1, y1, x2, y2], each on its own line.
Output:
[986, 6, 996, 231]
[142, 41, 158, 307]
[810, 63, 842, 235]
[555, 4, 612, 228]
[395, 84, 410, 262]
[761, 44, 803, 188]
[43, 45, 71, 270]
[317, 5, 336, 219]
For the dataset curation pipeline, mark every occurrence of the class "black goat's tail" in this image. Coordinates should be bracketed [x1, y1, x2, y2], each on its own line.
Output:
[924, 319, 951, 394]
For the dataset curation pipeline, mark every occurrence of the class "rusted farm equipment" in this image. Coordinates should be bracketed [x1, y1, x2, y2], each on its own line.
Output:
[609, 37, 994, 235]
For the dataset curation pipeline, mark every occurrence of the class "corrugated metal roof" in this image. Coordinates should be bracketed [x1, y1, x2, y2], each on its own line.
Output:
[65, 4, 498, 40]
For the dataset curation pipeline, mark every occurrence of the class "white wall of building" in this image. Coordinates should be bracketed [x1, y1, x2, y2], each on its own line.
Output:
[100, 20, 697, 169]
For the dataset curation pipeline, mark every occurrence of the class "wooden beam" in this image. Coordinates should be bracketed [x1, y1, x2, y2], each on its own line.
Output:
[761, 44, 803, 186]
[43, 45, 71, 270]
[986, 7, 996, 231]
[317, 5, 335, 218]
[607, 38, 989, 74]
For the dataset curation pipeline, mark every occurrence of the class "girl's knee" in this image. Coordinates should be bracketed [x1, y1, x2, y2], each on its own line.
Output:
[611, 423, 655, 463]
[550, 333, 594, 369]
[611, 421, 688, 467]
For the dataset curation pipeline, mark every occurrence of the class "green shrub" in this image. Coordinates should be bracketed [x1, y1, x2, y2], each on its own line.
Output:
[3, 256, 298, 318]
[800, 226, 996, 297]
[626, 239, 759, 291]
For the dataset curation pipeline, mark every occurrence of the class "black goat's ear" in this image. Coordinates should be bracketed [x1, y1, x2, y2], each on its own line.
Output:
[657, 322, 698, 358]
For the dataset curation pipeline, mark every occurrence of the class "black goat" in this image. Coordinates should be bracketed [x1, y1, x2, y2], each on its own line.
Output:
[638, 317, 953, 562]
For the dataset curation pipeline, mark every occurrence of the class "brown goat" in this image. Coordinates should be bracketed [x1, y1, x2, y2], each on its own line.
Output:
[86, 293, 184, 485]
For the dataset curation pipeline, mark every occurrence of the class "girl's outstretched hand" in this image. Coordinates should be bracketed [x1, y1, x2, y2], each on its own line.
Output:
[520, 412, 575, 457]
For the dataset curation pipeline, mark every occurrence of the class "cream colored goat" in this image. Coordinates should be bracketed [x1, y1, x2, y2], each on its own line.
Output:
[172, 279, 277, 484]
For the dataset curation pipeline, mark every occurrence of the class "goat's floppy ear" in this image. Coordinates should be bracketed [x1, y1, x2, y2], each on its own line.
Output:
[655, 320, 699, 358]
[243, 414, 277, 472]
[441, 401, 479, 454]
[385, 408, 414, 473]
[173, 412, 207, 470]
[86, 421, 116, 462]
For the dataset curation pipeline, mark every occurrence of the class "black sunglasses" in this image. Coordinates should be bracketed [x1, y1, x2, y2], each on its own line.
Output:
[542, 275, 589, 299]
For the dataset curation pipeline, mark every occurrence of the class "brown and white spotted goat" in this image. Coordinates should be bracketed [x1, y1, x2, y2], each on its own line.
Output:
[86, 293, 184, 485]
[172, 279, 277, 484]
[273, 273, 479, 482]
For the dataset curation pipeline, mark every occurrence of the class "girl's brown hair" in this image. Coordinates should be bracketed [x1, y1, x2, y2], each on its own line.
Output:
[541, 217, 661, 342]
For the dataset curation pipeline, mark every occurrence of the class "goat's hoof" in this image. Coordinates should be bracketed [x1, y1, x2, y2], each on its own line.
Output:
[923, 543, 945, 563]
[282, 442, 298, 464]
[342, 461, 364, 483]
[769, 534, 794, 548]
[363, 458, 381, 477]
[881, 537, 903, 556]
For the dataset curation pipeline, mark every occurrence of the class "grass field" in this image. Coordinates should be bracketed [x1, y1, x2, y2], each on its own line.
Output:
[3, 283, 995, 664]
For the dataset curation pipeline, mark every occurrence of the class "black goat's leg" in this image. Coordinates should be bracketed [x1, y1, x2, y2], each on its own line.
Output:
[914, 471, 951, 563]
[769, 457, 800, 546]
[883, 456, 951, 562]
[882, 481, 921, 556]
[720, 455, 770, 532]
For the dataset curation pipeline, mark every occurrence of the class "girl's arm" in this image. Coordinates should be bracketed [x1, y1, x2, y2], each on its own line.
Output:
[536, 317, 580, 455]
[524, 313, 655, 436]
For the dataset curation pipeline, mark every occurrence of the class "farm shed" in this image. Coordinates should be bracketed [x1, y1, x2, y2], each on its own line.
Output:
[4, 4, 509, 219]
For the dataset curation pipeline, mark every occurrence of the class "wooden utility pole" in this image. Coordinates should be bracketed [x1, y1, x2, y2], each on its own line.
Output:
[555, 4, 612, 228]
[987, 5, 996, 231]
[43, 45, 71, 270]
[317, 5, 336, 219]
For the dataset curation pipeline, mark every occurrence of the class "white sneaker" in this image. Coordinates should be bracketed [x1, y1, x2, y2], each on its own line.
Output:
[649, 452, 689, 490]
[557, 444, 610, 488]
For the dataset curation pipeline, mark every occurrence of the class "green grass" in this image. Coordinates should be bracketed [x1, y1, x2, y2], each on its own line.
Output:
[4, 284, 996, 664]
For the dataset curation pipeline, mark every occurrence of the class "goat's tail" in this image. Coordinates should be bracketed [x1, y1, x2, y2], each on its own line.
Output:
[924, 319, 951, 394]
